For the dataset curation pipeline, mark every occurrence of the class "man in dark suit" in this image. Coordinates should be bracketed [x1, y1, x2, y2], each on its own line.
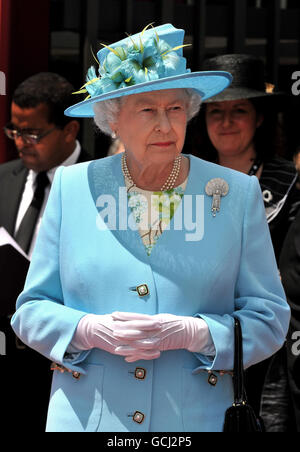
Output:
[1, 72, 91, 253]
[279, 208, 300, 431]
[0, 72, 91, 431]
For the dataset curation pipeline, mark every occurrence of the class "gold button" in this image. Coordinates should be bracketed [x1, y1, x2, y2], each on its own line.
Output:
[208, 372, 218, 386]
[133, 411, 145, 424]
[72, 371, 81, 380]
[135, 367, 146, 380]
[136, 284, 149, 297]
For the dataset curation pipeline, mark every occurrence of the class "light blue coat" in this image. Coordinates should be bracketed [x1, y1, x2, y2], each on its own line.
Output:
[11, 154, 290, 432]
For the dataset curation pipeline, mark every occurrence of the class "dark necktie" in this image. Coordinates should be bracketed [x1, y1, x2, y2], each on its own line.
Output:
[15, 171, 50, 253]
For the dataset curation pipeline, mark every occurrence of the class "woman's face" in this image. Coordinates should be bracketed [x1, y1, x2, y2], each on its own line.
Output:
[110, 89, 188, 166]
[205, 99, 263, 158]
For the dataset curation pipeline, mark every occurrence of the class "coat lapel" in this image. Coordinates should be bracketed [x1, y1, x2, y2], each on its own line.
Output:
[88, 154, 149, 263]
[87, 154, 209, 262]
[0, 161, 28, 235]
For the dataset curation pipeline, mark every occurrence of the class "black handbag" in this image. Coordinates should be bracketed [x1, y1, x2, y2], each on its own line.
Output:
[223, 317, 265, 432]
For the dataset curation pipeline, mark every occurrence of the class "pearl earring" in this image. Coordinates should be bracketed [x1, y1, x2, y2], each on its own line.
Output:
[111, 131, 117, 139]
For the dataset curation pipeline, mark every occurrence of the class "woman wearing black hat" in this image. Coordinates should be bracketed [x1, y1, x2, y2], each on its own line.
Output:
[190, 54, 300, 262]
[188, 54, 300, 431]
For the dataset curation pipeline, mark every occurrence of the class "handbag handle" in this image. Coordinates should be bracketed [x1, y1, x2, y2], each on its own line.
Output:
[223, 317, 265, 432]
[232, 317, 246, 406]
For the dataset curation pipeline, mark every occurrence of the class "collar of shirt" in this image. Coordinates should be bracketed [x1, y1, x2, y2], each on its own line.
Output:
[15, 141, 82, 257]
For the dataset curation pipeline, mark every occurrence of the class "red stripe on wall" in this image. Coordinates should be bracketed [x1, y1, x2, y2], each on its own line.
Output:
[0, 0, 50, 163]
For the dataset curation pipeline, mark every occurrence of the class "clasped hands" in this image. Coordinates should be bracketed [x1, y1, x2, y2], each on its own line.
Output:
[72, 311, 209, 363]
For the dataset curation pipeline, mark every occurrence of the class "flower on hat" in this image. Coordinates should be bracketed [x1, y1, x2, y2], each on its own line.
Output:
[74, 24, 190, 100]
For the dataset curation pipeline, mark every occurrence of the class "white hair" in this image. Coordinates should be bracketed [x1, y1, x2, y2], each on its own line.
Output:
[93, 88, 202, 136]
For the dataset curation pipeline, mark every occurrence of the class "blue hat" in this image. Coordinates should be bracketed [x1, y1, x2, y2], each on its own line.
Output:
[65, 23, 232, 118]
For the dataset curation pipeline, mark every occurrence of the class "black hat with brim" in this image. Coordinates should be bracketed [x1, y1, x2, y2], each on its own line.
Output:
[202, 54, 288, 109]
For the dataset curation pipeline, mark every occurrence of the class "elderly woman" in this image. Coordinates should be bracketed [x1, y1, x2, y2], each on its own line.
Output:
[11, 24, 289, 433]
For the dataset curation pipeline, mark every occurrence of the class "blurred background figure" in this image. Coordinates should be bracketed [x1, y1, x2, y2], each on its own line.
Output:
[278, 208, 300, 432]
[1, 72, 91, 257]
[191, 54, 300, 262]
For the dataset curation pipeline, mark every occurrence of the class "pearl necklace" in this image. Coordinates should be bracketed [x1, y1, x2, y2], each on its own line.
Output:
[121, 153, 182, 191]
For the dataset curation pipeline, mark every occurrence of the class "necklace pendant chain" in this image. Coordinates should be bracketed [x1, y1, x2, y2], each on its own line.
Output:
[121, 153, 182, 191]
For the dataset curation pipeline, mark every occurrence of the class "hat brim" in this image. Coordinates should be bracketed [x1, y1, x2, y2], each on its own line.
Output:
[65, 71, 232, 117]
[204, 86, 287, 106]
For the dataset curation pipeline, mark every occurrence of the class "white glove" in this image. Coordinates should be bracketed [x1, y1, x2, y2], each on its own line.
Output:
[112, 312, 212, 362]
[71, 313, 162, 359]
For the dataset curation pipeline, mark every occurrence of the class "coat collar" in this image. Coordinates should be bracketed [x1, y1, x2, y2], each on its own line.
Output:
[87, 153, 236, 260]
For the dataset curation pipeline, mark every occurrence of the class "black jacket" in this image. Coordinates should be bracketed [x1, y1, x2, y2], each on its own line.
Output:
[279, 209, 300, 431]
[245, 156, 300, 420]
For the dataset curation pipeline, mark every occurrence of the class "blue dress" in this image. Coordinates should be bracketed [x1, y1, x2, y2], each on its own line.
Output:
[11, 154, 290, 432]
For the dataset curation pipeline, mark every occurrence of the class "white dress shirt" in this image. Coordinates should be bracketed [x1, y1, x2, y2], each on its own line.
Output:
[14, 141, 81, 258]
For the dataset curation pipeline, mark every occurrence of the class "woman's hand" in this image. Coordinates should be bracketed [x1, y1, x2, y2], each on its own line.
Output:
[71, 311, 212, 363]
[112, 311, 211, 362]
[71, 313, 162, 359]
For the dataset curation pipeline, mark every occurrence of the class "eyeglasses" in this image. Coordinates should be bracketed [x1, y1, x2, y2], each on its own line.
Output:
[3, 124, 56, 145]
